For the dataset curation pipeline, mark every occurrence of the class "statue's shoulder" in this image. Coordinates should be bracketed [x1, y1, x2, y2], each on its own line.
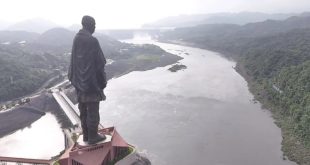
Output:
[90, 36, 100, 45]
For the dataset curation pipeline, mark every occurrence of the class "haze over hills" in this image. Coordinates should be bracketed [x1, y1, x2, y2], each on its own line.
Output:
[67, 24, 81, 32]
[160, 14, 310, 51]
[143, 12, 300, 28]
[1, 12, 305, 34]
[0, 20, 10, 30]
[7, 18, 60, 33]
[34, 28, 75, 47]
[0, 18, 84, 34]
[0, 31, 39, 43]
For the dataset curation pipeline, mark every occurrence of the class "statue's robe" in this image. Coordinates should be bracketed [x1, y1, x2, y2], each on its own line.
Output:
[68, 29, 107, 102]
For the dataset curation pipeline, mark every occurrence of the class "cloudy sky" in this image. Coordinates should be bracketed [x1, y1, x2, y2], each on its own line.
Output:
[1, 0, 310, 29]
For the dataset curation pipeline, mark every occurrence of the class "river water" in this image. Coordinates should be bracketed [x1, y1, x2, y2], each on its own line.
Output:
[99, 38, 297, 165]
[0, 113, 64, 159]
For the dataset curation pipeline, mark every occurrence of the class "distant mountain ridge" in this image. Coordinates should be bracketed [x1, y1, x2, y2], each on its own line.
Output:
[34, 28, 75, 46]
[7, 18, 60, 33]
[0, 20, 10, 30]
[144, 12, 301, 28]
[160, 15, 310, 51]
[0, 31, 39, 43]
[0, 27, 119, 52]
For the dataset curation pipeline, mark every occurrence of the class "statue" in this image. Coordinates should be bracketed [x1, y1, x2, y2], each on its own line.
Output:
[68, 15, 107, 144]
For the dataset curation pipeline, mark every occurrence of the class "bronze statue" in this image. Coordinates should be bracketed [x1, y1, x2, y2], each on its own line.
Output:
[68, 15, 107, 144]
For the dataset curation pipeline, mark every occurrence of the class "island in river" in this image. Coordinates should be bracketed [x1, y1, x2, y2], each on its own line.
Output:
[168, 63, 187, 72]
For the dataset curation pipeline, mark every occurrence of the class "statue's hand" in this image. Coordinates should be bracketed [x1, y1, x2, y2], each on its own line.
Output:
[102, 91, 106, 101]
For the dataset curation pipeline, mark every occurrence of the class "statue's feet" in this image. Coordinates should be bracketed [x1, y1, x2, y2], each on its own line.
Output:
[88, 134, 106, 145]
[83, 135, 88, 142]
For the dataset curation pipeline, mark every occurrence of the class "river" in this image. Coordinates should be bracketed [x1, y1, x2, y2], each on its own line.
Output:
[99, 37, 297, 165]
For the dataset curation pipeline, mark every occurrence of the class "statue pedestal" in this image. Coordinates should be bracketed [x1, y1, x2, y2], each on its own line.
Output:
[76, 134, 112, 147]
[59, 127, 130, 165]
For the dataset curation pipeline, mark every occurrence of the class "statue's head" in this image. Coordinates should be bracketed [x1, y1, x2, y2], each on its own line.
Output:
[82, 15, 96, 34]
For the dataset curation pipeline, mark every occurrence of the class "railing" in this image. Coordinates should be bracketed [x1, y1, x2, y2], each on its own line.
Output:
[52, 88, 104, 129]
[52, 89, 81, 127]
[0, 156, 52, 165]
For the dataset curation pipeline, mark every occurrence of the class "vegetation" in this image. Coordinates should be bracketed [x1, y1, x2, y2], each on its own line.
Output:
[0, 44, 62, 101]
[53, 162, 60, 165]
[237, 30, 310, 162]
[272, 62, 310, 143]
[71, 133, 78, 142]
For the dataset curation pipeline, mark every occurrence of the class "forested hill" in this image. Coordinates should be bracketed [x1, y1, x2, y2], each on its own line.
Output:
[159, 15, 310, 56]
[160, 15, 310, 164]
[0, 28, 181, 102]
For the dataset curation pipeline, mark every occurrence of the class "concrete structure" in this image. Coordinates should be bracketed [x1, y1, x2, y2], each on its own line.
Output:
[52, 89, 104, 129]
[52, 89, 81, 127]
[51, 88, 127, 165]
[59, 127, 130, 165]
[0, 156, 52, 164]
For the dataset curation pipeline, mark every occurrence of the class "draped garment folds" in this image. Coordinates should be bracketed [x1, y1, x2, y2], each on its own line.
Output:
[68, 29, 107, 102]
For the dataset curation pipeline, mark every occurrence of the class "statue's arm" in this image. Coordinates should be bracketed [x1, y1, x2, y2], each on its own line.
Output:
[95, 38, 107, 89]
[68, 38, 76, 82]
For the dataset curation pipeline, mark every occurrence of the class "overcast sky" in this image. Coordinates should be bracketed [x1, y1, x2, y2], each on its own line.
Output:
[1, 0, 310, 29]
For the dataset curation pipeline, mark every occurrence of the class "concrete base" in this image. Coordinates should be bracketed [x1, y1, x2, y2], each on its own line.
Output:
[77, 134, 112, 146]
[115, 148, 151, 165]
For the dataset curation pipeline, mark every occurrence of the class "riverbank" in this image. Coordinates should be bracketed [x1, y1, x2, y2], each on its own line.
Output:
[235, 62, 310, 165]
[159, 39, 309, 164]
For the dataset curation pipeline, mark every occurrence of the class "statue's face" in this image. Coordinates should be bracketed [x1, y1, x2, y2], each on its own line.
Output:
[89, 23, 96, 34]
[87, 21, 96, 34]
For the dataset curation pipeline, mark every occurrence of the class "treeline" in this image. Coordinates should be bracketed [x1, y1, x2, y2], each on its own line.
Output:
[272, 61, 310, 142]
[240, 29, 310, 157]
[160, 15, 310, 164]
